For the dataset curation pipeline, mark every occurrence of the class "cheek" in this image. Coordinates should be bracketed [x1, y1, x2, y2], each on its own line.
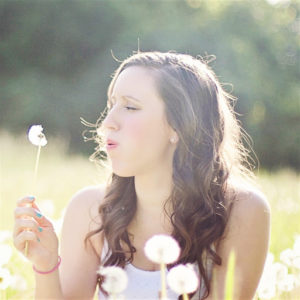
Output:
[125, 117, 154, 142]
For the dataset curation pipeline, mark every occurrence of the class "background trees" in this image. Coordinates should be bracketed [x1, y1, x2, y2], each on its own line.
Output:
[1, 0, 299, 169]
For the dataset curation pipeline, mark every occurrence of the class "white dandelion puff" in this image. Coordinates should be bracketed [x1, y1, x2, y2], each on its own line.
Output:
[28, 125, 47, 146]
[97, 266, 128, 295]
[144, 234, 180, 264]
[167, 264, 199, 295]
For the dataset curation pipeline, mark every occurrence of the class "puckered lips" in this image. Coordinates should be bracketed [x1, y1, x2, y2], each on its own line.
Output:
[106, 138, 119, 150]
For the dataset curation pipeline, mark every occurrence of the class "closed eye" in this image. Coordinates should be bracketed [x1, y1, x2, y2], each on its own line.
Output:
[125, 106, 137, 111]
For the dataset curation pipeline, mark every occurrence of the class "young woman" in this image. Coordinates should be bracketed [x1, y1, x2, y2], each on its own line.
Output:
[13, 51, 270, 300]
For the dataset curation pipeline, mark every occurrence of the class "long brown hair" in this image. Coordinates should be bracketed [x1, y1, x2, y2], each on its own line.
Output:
[84, 51, 257, 299]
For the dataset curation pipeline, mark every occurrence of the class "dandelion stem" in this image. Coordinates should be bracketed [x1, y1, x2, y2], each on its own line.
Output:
[183, 293, 189, 300]
[33, 144, 42, 191]
[160, 262, 167, 299]
[25, 144, 42, 257]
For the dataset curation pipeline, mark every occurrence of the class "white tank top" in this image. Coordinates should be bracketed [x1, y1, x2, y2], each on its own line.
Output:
[98, 238, 213, 299]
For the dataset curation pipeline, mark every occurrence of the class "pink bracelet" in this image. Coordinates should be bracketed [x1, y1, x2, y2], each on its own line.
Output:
[32, 256, 61, 274]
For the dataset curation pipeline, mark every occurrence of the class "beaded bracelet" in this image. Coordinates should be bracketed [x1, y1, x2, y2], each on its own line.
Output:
[32, 256, 61, 275]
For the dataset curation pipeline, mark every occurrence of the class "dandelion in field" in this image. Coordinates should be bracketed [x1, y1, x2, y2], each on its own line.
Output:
[144, 234, 181, 299]
[167, 264, 199, 300]
[24, 124, 48, 256]
[0, 244, 12, 267]
[97, 266, 128, 300]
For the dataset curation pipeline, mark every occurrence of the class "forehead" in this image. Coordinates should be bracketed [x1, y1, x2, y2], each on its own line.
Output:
[110, 66, 161, 104]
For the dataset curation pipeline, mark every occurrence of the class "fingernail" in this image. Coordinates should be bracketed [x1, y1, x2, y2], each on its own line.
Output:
[35, 211, 42, 218]
[38, 227, 43, 232]
[37, 237, 40, 242]
[28, 196, 35, 201]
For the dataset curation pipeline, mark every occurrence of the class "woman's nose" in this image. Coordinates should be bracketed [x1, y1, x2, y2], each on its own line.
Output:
[101, 109, 119, 131]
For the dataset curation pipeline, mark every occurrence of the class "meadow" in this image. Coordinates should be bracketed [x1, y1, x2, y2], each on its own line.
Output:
[1, 131, 299, 299]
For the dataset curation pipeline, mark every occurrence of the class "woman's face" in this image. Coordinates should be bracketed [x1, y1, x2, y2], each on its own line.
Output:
[101, 66, 177, 177]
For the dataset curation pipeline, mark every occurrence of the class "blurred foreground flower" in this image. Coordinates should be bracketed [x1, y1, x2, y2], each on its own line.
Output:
[144, 234, 181, 300]
[144, 234, 180, 264]
[167, 264, 199, 300]
[0, 267, 13, 290]
[0, 244, 12, 266]
[257, 235, 300, 300]
[97, 266, 128, 300]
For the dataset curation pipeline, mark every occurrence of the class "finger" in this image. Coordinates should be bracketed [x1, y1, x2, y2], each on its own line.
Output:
[14, 206, 43, 220]
[17, 195, 36, 207]
[13, 230, 38, 252]
[13, 218, 41, 238]
[30, 202, 55, 228]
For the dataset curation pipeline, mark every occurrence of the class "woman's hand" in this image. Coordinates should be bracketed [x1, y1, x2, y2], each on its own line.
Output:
[13, 196, 59, 271]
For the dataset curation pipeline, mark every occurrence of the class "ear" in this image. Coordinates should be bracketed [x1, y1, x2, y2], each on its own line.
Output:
[169, 129, 179, 144]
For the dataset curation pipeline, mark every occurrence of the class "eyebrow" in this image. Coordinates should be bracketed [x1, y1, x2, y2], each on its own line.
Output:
[108, 95, 142, 104]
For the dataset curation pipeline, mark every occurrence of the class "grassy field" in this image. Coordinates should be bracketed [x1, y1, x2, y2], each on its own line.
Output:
[1, 131, 299, 299]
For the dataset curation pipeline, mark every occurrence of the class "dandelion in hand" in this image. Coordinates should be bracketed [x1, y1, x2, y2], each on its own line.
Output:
[28, 125, 47, 146]
[144, 234, 181, 300]
[167, 264, 199, 300]
[24, 125, 47, 256]
[97, 266, 128, 300]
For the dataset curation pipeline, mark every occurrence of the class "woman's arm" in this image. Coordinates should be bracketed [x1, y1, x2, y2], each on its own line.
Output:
[57, 185, 105, 300]
[208, 188, 271, 300]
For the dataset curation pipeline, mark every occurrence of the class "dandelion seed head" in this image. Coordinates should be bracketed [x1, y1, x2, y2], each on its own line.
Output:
[28, 125, 47, 146]
[97, 266, 128, 294]
[144, 234, 180, 264]
[167, 264, 199, 295]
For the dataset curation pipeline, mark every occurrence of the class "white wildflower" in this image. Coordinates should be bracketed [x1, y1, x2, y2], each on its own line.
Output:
[256, 283, 276, 300]
[97, 266, 128, 295]
[167, 264, 199, 295]
[27, 125, 47, 146]
[257, 253, 277, 299]
[144, 234, 180, 264]
[277, 274, 295, 292]
[10, 274, 27, 291]
[280, 248, 295, 267]
[0, 244, 12, 266]
[272, 262, 288, 281]
[0, 267, 13, 290]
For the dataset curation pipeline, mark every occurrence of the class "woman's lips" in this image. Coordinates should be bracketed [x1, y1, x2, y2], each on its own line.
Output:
[106, 144, 118, 150]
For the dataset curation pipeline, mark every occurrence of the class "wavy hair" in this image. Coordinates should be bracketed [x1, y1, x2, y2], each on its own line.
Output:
[83, 51, 257, 299]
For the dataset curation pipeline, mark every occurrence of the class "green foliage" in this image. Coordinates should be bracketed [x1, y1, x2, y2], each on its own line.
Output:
[0, 0, 299, 169]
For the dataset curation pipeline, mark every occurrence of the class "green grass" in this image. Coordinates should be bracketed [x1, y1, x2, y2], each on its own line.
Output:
[1, 131, 299, 299]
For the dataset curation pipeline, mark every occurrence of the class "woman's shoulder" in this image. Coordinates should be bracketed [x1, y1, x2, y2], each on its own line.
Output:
[226, 182, 270, 215]
[63, 184, 107, 254]
[66, 184, 107, 217]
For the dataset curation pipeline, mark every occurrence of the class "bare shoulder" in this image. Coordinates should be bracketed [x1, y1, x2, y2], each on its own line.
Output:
[66, 184, 106, 221]
[228, 185, 271, 223]
[63, 184, 107, 255]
